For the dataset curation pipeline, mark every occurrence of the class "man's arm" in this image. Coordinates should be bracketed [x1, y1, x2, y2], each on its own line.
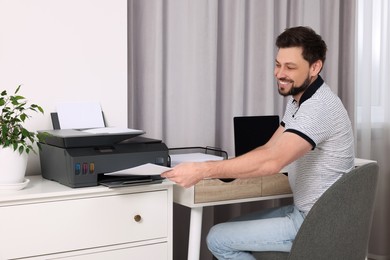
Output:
[161, 125, 312, 188]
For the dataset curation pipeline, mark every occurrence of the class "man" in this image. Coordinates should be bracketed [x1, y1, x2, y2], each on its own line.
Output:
[161, 26, 354, 259]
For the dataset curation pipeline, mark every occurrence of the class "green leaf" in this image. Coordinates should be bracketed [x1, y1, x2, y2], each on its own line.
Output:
[11, 96, 25, 105]
[20, 113, 27, 122]
[21, 128, 29, 137]
[31, 104, 44, 114]
[1, 125, 8, 136]
[28, 134, 34, 143]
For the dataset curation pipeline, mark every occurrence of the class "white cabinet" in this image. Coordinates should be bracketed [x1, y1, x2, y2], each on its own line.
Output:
[0, 176, 173, 259]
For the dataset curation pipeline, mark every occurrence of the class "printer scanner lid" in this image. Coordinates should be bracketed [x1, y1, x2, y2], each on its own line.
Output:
[39, 128, 145, 148]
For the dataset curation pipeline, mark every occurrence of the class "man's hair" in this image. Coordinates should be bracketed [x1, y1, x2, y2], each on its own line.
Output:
[276, 26, 327, 66]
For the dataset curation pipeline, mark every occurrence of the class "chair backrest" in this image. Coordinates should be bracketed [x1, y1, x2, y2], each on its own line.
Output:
[288, 162, 379, 260]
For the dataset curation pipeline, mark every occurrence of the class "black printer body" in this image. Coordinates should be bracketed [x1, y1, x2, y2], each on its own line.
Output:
[39, 129, 169, 188]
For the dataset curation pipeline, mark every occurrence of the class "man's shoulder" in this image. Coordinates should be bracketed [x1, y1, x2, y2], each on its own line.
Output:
[308, 83, 345, 107]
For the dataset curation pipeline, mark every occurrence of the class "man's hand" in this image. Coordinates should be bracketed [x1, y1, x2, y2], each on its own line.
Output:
[161, 162, 208, 188]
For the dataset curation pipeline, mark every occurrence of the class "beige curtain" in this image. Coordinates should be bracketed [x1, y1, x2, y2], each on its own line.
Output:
[128, 0, 356, 259]
[356, 0, 390, 259]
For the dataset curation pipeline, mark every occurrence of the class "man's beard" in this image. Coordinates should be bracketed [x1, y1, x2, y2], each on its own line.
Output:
[278, 75, 312, 97]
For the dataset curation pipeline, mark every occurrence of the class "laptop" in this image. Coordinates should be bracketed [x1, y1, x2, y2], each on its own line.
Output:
[233, 115, 280, 157]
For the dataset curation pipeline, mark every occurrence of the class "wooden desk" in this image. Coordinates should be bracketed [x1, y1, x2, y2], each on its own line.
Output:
[173, 158, 373, 260]
[173, 173, 292, 260]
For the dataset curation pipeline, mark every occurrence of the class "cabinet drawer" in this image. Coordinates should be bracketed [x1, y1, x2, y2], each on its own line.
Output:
[43, 242, 168, 260]
[0, 190, 168, 259]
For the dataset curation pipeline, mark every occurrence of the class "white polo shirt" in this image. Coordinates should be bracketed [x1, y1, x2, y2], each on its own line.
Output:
[281, 76, 355, 214]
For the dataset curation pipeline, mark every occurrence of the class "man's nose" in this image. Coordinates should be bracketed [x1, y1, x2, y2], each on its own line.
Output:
[275, 67, 285, 78]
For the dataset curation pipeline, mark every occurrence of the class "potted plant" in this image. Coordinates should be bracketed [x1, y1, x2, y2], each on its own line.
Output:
[0, 85, 45, 186]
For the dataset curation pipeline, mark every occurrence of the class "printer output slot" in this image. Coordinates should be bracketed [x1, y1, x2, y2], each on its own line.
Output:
[98, 174, 163, 188]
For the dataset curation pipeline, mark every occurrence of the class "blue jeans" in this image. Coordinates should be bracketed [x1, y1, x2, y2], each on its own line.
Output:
[206, 205, 305, 260]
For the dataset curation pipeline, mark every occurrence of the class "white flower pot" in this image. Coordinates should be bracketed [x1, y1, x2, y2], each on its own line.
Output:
[0, 146, 28, 184]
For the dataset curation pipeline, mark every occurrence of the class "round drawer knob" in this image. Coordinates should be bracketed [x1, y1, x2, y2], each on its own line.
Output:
[134, 214, 142, 222]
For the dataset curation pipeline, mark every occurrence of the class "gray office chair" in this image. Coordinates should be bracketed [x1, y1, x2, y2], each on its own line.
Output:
[253, 162, 379, 260]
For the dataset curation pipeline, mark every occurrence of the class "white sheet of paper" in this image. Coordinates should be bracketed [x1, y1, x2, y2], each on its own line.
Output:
[56, 101, 105, 129]
[82, 127, 144, 134]
[104, 163, 171, 176]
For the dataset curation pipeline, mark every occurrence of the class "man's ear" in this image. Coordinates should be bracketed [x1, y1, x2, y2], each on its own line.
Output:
[310, 60, 323, 76]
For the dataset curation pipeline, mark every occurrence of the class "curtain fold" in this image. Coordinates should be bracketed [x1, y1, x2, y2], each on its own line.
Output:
[128, 1, 357, 259]
[356, 0, 390, 258]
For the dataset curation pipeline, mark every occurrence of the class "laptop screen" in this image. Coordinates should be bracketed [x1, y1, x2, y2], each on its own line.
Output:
[233, 115, 280, 157]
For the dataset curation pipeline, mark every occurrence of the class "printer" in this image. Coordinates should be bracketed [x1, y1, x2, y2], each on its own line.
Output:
[38, 111, 169, 188]
[39, 129, 169, 188]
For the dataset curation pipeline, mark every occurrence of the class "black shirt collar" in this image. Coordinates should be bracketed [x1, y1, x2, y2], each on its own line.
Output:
[295, 75, 324, 106]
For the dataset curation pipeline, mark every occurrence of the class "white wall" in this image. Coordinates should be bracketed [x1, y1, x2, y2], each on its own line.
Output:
[0, 0, 128, 174]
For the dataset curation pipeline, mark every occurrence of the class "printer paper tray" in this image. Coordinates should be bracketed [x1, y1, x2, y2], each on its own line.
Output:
[99, 176, 163, 188]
